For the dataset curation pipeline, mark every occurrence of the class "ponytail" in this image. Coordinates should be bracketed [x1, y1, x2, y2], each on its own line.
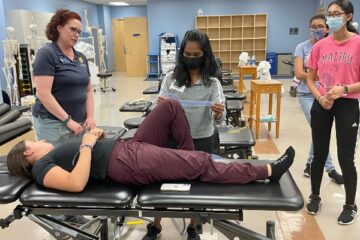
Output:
[347, 22, 359, 34]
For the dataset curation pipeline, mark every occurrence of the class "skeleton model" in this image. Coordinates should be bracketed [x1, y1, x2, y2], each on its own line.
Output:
[97, 28, 107, 73]
[2, 27, 22, 105]
[27, 18, 47, 59]
[83, 9, 92, 36]
[26, 17, 48, 88]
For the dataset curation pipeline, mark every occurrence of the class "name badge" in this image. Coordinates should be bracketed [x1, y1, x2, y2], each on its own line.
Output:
[59, 56, 70, 64]
[169, 82, 185, 92]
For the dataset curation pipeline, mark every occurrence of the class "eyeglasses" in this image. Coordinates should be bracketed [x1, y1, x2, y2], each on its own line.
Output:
[310, 25, 326, 30]
[68, 27, 82, 36]
[326, 12, 346, 18]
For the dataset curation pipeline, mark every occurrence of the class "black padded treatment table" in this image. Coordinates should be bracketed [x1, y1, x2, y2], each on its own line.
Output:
[0, 154, 303, 240]
[0, 103, 33, 145]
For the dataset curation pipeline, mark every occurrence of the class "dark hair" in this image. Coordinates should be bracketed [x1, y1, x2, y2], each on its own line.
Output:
[328, 0, 359, 34]
[7, 141, 32, 178]
[310, 14, 329, 37]
[310, 14, 327, 27]
[173, 29, 218, 87]
[46, 8, 82, 41]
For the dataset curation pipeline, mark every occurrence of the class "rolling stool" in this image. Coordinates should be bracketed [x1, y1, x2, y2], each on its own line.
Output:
[96, 72, 116, 93]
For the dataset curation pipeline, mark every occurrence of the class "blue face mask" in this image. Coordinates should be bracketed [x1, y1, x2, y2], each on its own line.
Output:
[311, 28, 326, 40]
[326, 16, 346, 32]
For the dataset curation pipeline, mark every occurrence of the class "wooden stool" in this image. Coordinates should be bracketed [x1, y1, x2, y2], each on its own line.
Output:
[249, 80, 282, 139]
[238, 66, 257, 93]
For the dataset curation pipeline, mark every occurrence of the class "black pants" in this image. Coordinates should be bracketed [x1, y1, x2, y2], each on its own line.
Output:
[311, 98, 359, 205]
[193, 135, 214, 154]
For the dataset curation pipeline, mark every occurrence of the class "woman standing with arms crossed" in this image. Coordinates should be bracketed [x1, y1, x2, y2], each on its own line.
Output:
[32, 8, 96, 146]
[143, 29, 225, 240]
[294, 14, 343, 184]
[305, 0, 360, 225]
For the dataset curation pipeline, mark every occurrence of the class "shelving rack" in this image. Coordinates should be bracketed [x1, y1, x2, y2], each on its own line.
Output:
[159, 33, 179, 75]
[196, 14, 268, 74]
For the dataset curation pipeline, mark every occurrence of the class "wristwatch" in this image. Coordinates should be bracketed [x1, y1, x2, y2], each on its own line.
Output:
[343, 85, 349, 95]
[63, 115, 71, 124]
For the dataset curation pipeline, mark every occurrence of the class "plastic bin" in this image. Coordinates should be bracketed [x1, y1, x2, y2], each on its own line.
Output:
[266, 52, 277, 76]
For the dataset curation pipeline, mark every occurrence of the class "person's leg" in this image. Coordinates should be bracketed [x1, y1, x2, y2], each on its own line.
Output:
[133, 99, 195, 239]
[191, 135, 215, 235]
[333, 99, 359, 224]
[109, 142, 293, 185]
[306, 100, 334, 215]
[111, 142, 294, 239]
[299, 94, 335, 172]
[310, 100, 334, 197]
[134, 99, 194, 150]
[299, 94, 316, 166]
[33, 116, 74, 146]
[334, 99, 359, 205]
[193, 135, 214, 154]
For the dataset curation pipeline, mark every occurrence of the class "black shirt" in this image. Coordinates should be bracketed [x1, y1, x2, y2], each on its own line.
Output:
[32, 42, 90, 122]
[31, 138, 116, 186]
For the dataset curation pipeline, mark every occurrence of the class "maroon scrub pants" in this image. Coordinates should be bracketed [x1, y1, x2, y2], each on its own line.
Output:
[107, 99, 268, 185]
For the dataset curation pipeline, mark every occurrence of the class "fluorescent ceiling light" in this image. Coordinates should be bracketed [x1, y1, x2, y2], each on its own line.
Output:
[109, 1, 129, 6]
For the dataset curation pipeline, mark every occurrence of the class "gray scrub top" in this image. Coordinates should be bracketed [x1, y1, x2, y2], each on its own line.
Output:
[159, 71, 226, 139]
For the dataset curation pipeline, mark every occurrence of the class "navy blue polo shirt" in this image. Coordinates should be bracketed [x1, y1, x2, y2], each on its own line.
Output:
[32, 42, 90, 122]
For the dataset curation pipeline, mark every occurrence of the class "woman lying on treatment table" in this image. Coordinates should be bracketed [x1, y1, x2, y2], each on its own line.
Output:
[7, 99, 295, 192]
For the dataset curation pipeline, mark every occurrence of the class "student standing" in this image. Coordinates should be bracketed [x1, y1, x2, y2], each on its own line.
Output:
[305, 0, 360, 225]
[294, 14, 343, 184]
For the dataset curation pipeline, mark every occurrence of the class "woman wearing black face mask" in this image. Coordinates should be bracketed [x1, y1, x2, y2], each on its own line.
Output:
[149, 29, 225, 240]
[158, 29, 225, 154]
[294, 14, 343, 184]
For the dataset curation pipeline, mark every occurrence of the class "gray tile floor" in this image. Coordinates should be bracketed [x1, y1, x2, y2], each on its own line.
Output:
[0, 72, 359, 239]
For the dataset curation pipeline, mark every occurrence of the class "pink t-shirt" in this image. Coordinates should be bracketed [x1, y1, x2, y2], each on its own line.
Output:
[307, 34, 360, 99]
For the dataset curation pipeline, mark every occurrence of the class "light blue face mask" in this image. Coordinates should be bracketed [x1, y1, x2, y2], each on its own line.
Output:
[311, 28, 326, 40]
[326, 16, 346, 32]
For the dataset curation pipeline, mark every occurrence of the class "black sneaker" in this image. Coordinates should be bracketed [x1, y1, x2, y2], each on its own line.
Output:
[328, 170, 344, 185]
[187, 224, 200, 240]
[306, 194, 321, 215]
[338, 205, 358, 225]
[303, 164, 310, 177]
[142, 223, 162, 240]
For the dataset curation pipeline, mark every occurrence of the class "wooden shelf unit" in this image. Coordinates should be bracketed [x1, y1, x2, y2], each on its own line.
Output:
[196, 14, 268, 74]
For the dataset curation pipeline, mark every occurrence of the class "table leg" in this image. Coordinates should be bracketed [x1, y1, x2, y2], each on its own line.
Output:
[255, 92, 261, 139]
[276, 91, 281, 138]
[252, 72, 257, 80]
[249, 89, 254, 129]
[239, 73, 244, 93]
[268, 93, 273, 131]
